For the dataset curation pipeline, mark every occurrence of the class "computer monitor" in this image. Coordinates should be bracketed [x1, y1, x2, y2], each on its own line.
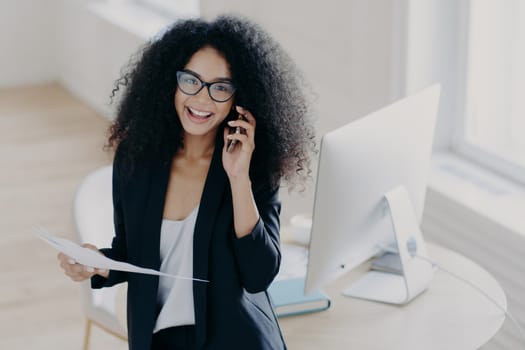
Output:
[304, 85, 440, 304]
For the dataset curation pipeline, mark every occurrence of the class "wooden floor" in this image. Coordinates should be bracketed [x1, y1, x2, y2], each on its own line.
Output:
[0, 83, 127, 349]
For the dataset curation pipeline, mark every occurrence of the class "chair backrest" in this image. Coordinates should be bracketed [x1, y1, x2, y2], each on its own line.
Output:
[72, 165, 127, 337]
[74, 166, 114, 248]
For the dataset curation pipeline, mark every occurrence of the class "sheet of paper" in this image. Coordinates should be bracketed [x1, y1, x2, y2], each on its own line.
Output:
[37, 230, 208, 283]
[275, 243, 308, 281]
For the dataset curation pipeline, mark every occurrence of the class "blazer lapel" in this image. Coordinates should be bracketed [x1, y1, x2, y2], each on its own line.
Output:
[194, 145, 227, 349]
[140, 157, 171, 270]
[123, 156, 171, 349]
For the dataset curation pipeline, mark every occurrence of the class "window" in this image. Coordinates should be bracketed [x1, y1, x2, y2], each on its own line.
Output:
[457, 0, 525, 184]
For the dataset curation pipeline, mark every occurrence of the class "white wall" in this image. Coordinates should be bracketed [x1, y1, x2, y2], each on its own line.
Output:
[0, 0, 60, 88]
[57, 0, 145, 118]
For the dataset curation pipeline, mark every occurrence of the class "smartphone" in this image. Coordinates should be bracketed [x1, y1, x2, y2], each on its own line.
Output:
[226, 112, 246, 152]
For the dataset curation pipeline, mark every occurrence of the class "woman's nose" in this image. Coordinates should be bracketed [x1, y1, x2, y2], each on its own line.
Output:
[194, 85, 213, 103]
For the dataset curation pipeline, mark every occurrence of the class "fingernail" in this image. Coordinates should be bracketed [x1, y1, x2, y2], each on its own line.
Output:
[68, 259, 76, 264]
[228, 121, 234, 125]
[86, 267, 95, 273]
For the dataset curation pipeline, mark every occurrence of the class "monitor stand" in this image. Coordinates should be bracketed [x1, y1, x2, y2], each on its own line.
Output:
[342, 186, 434, 304]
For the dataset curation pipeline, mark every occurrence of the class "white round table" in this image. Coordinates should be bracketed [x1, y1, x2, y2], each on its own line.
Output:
[278, 243, 507, 349]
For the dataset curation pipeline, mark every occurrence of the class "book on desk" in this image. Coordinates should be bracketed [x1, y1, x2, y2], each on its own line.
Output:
[268, 277, 331, 317]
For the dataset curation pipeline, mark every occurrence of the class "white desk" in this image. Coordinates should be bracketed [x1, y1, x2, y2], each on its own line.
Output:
[278, 243, 507, 349]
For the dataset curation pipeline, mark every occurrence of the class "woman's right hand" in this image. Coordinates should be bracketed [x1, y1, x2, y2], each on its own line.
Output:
[57, 243, 109, 281]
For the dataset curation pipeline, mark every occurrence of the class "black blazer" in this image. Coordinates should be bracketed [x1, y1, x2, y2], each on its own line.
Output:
[91, 144, 287, 350]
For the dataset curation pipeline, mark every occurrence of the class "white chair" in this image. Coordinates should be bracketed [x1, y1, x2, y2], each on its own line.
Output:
[72, 165, 128, 350]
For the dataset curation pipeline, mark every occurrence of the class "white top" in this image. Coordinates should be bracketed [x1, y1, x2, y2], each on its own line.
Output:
[153, 206, 199, 333]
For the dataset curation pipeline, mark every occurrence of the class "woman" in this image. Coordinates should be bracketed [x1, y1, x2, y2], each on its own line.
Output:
[58, 15, 315, 350]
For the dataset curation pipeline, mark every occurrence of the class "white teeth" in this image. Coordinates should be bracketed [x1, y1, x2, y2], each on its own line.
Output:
[189, 107, 212, 117]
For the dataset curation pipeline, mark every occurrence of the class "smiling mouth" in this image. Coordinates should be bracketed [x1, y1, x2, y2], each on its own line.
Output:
[187, 107, 213, 119]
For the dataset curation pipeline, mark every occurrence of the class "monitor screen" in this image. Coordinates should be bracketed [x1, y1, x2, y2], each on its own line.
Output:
[304, 85, 441, 295]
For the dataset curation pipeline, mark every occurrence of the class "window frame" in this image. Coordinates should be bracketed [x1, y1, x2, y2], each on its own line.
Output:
[451, 0, 525, 185]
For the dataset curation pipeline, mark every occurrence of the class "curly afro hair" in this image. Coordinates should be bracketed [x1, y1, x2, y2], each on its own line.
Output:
[107, 14, 316, 192]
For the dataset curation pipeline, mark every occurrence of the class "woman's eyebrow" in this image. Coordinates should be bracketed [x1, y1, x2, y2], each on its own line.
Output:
[184, 69, 232, 82]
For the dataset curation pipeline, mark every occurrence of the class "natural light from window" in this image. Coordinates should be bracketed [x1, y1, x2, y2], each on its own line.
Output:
[464, 0, 525, 170]
[135, 0, 199, 18]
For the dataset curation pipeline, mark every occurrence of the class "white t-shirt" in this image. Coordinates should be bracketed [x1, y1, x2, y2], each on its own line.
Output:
[153, 206, 199, 333]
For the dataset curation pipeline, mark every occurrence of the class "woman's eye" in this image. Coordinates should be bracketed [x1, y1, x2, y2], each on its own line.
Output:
[185, 78, 198, 85]
[213, 84, 231, 92]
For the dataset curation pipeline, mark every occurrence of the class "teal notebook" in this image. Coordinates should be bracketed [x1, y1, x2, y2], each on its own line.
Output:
[268, 277, 331, 317]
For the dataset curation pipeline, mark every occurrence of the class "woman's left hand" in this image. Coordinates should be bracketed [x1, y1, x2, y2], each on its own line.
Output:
[222, 106, 256, 181]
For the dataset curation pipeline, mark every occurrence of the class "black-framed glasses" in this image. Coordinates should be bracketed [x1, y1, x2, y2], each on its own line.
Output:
[176, 70, 236, 103]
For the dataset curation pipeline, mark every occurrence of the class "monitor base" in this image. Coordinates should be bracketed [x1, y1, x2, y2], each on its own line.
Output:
[343, 186, 434, 305]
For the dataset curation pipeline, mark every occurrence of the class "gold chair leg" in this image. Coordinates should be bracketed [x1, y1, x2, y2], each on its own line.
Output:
[83, 319, 92, 350]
